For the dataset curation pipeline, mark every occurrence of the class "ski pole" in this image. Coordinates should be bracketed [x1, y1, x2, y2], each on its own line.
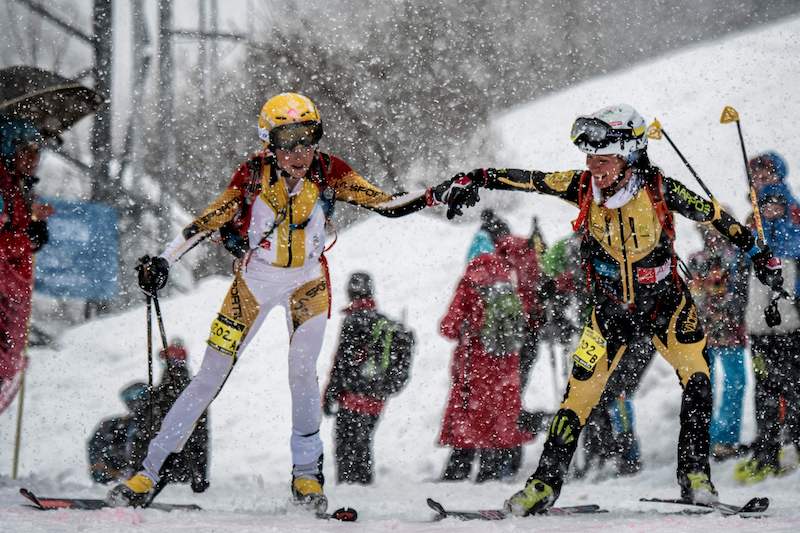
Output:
[646, 119, 716, 201]
[151, 291, 169, 352]
[145, 294, 155, 439]
[719, 106, 767, 246]
[720, 105, 786, 326]
[146, 294, 153, 388]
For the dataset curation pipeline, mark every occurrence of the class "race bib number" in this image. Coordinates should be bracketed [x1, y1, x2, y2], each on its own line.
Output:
[208, 314, 246, 356]
[573, 326, 607, 372]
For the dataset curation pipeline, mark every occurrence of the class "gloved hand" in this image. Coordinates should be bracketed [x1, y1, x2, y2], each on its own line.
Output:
[191, 474, 210, 493]
[219, 223, 249, 259]
[432, 169, 487, 219]
[322, 390, 338, 416]
[136, 255, 170, 294]
[752, 246, 783, 290]
[27, 219, 48, 252]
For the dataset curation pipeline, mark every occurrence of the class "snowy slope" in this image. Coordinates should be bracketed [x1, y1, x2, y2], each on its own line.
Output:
[3, 15, 800, 533]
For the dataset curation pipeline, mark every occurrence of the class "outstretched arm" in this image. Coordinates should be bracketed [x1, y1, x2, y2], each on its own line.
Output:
[664, 176, 782, 290]
[331, 170, 432, 218]
[663, 177, 754, 250]
[439, 167, 584, 218]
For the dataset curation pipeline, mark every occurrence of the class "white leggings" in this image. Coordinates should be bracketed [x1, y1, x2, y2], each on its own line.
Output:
[142, 263, 327, 482]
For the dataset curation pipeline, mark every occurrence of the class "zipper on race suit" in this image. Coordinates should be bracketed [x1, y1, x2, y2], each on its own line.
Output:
[286, 195, 294, 267]
[616, 210, 632, 303]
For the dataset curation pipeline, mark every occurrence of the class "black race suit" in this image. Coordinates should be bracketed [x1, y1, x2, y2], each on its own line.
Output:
[479, 166, 755, 493]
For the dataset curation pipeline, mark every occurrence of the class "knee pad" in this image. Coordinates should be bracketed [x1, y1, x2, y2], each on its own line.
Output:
[547, 409, 581, 447]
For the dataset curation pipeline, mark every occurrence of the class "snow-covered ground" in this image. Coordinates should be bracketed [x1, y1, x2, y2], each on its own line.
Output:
[3, 15, 800, 533]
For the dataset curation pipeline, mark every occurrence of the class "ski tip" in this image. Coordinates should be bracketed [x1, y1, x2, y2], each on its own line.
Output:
[426, 498, 445, 514]
[331, 506, 358, 522]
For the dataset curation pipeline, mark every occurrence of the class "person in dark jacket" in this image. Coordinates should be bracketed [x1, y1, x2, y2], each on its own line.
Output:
[323, 273, 413, 484]
[134, 340, 211, 495]
[736, 179, 800, 484]
[91, 342, 210, 499]
[88, 382, 150, 484]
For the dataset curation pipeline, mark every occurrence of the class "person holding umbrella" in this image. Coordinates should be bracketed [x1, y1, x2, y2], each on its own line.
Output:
[0, 66, 101, 414]
[0, 116, 51, 412]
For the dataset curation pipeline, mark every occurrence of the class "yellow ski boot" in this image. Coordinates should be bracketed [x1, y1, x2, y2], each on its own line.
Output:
[106, 472, 155, 507]
[504, 478, 557, 516]
[679, 471, 718, 504]
[734, 458, 778, 485]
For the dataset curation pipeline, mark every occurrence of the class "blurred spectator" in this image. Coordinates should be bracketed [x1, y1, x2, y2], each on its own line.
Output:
[688, 225, 749, 461]
[89, 340, 210, 497]
[0, 116, 51, 413]
[323, 273, 414, 484]
[439, 231, 532, 482]
[737, 181, 800, 484]
[88, 382, 150, 484]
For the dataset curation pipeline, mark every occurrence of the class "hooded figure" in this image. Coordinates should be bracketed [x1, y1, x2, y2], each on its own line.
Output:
[0, 116, 49, 415]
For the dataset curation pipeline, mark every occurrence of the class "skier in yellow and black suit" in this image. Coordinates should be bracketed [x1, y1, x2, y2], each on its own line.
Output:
[442, 104, 785, 515]
[107, 93, 461, 511]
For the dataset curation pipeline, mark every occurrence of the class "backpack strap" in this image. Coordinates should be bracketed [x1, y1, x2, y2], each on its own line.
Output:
[571, 170, 593, 233]
[643, 169, 682, 286]
[644, 170, 675, 241]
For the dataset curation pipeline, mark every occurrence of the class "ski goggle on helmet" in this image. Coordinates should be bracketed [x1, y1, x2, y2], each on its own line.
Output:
[258, 93, 323, 151]
[571, 104, 647, 163]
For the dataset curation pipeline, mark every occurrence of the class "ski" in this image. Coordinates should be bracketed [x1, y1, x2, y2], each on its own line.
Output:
[640, 496, 769, 517]
[427, 497, 606, 521]
[20, 488, 202, 512]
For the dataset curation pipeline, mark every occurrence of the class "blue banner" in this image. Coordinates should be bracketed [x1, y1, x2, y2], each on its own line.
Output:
[34, 198, 119, 299]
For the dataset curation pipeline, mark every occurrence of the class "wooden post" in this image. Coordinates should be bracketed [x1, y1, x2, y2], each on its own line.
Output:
[12, 368, 26, 479]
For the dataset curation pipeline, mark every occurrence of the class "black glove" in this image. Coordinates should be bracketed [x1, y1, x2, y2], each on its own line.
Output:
[136, 255, 170, 294]
[432, 169, 487, 219]
[191, 474, 209, 493]
[27, 219, 48, 252]
[219, 223, 249, 259]
[322, 390, 338, 416]
[752, 246, 784, 290]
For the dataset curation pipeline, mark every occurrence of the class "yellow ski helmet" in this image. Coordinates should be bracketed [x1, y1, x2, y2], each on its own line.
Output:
[257, 93, 323, 150]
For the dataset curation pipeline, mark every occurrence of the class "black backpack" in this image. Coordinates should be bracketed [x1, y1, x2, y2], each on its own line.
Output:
[358, 312, 415, 397]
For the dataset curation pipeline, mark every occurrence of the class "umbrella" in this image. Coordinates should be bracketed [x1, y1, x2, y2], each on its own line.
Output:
[0, 65, 102, 138]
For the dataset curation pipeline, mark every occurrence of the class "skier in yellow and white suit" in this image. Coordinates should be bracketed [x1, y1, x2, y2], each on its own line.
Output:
[107, 93, 462, 511]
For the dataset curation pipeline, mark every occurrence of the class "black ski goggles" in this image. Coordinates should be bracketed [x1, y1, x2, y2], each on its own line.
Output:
[570, 117, 633, 150]
[269, 121, 323, 151]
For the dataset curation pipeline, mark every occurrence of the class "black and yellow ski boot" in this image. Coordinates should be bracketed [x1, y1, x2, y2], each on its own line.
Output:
[504, 478, 557, 516]
[106, 472, 155, 507]
[291, 457, 327, 514]
[679, 471, 719, 505]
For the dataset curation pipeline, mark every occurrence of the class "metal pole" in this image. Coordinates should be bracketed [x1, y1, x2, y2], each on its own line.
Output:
[198, 0, 208, 120]
[158, 0, 176, 240]
[91, 0, 113, 203]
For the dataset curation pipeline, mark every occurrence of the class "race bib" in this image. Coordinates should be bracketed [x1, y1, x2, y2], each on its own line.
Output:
[207, 314, 246, 357]
[573, 326, 607, 372]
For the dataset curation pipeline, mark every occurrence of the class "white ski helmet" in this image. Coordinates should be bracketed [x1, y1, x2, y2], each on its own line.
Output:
[571, 104, 647, 163]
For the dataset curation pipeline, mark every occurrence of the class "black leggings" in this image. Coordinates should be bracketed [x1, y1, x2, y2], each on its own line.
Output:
[334, 409, 379, 484]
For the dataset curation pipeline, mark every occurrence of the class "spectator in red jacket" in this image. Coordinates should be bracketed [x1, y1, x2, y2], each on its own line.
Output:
[439, 243, 533, 482]
[0, 116, 51, 414]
